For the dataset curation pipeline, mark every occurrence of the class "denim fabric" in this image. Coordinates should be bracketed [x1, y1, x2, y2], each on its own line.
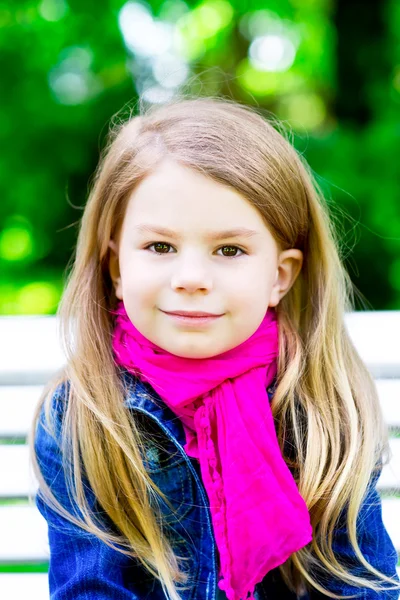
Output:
[34, 370, 400, 599]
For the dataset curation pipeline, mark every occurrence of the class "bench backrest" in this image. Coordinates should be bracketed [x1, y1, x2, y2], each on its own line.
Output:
[0, 312, 399, 599]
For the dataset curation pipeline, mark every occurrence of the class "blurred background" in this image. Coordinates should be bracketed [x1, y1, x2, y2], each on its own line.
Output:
[1, 0, 399, 315]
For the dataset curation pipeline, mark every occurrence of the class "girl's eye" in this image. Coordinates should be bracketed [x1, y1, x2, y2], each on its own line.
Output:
[144, 242, 246, 258]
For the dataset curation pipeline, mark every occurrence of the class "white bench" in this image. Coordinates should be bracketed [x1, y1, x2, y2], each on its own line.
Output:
[0, 312, 399, 599]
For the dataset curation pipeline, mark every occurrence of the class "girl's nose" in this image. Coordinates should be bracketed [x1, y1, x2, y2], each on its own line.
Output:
[169, 249, 215, 292]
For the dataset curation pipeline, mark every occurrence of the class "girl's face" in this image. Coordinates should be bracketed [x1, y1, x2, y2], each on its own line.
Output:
[109, 159, 302, 358]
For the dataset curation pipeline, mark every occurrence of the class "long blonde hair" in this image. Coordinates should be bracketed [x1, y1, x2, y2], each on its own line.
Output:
[29, 96, 400, 599]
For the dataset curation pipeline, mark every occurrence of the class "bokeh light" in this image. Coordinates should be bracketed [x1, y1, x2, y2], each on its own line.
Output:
[249, 34, 297, 72]
[39, 0, 68, 22]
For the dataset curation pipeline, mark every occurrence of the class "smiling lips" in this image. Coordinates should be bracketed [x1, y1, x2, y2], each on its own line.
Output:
[160, 310, 224, 325]
[163, 310, 223, 317]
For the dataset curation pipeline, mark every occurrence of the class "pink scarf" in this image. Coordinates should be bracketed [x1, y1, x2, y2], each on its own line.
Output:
[111, 301, 312, 600]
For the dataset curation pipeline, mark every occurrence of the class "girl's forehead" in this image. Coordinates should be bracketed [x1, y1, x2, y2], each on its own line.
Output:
[122, 161, 270, 234]
[128, 159, 233, 199]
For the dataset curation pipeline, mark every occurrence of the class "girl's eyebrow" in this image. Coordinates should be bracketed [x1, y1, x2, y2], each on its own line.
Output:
[133, 224, 260, 241]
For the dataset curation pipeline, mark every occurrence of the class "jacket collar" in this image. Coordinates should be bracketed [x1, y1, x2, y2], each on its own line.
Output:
[120, 368, 278, 447]
[120, 369, 188, 445]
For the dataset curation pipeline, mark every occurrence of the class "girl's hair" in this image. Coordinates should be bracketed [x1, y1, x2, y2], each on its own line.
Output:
[29, 96, 400, 600]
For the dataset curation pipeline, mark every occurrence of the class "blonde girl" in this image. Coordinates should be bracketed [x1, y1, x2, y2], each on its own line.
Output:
[30, 96, 400, 600]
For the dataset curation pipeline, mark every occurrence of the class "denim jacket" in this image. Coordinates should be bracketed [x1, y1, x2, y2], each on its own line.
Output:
[34, 370, 400, 599]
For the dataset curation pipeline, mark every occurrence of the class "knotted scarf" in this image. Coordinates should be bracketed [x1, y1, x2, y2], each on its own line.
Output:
[111, 300, 312, 600]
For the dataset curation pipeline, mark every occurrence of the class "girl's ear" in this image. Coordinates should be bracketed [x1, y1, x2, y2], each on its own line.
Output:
[108, 240, 123, 300]
[269, 249, 303, 307]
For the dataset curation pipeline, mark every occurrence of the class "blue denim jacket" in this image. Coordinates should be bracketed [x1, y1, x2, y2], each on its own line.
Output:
[34, 370, 400, 599]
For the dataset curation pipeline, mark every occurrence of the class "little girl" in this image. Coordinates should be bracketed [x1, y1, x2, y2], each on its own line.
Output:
[30, 96, 400, 600]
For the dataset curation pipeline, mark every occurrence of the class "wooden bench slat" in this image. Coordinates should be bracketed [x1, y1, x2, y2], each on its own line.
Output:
[0, 386, 43, 438]
[382, 498, 400, 551]
[0, 317, 64, 385]
[378, 437, 400, 490]
[344, 311, 400, 378]
[0, 438, 399, 499]
[5, 430, 400, 499]
[1, 312, 399, 385]
[375, 379, 400, 429]
[0, 379, 399, 439]
[0, 500, 398, 563]
[0, 445, 38, 497]
[0, 573, 49, 599]
[0, 505, 49, 561]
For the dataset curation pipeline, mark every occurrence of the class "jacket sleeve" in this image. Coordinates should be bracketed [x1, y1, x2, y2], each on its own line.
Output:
[309, 466, 400, 599]
[34, 383, 152, 600]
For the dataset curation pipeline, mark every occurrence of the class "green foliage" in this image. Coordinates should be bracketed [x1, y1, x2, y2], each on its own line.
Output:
[0, 0, 399, 313]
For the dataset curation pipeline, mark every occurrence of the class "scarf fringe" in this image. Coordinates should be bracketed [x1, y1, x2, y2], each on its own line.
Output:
[218, 577, 257, 600]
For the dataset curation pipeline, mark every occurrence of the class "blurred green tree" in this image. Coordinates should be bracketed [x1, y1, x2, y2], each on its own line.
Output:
[0, 0, 399, 314]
